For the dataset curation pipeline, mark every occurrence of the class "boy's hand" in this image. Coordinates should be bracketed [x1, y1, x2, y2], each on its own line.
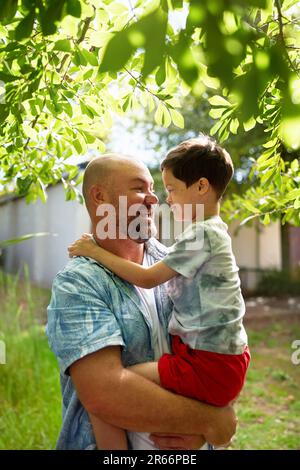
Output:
[68, 233, 96, 258]
[149, 433, 206, 450]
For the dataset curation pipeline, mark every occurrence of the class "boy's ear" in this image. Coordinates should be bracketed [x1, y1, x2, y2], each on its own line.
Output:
[198, 177, 210, 195]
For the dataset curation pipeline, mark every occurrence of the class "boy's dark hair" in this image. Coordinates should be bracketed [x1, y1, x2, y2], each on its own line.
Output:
[160, 135, 234, 199]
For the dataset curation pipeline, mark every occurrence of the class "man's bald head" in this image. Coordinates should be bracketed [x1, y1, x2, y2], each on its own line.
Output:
[82, 153, 148, 213]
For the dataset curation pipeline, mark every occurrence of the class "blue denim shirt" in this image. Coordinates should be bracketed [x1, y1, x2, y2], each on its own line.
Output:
[46, 238, 172, 450]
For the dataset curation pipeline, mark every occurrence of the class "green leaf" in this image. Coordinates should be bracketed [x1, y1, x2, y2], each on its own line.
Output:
[210, 119, 223, 136]
[65, 186, 76, 201]
[285, 188, 300, 201]
[81, 130, 96, 144]
[0, 0, 18, 21]
[280, 114, 300, 150]
[262, 138, 278, 149]
[162, 106, 171, 127]
[89, 31, 113, 48]
[54, 39, 72, 52]
[257, 155, 278, 171]
[171, 33, 198, 86]
[169, 108, 184, 128]
[257, 148, 274, 164]
[155, 59, 166, 86]
[0, 233, 51, 248]
[282, 0, 299, 11]
[100, 8, 168, 77]
[209, 96, 231, 107]
[39, 0, 66, 36]
[171, 0, 184, 8]
[229, 118, 239, 134]
[80, 100, 94, 119]
[14, 9, 36, 41]
[73, 138, 83, 154]
[122, 95, 132, 113]
[0, 71, 21, 82]
[154, 103, 172, 127]
[37, 179, 48, 203]
[260, 168, 276, 185]
[73, 47, 88, 66]
[262, 213, 270, 225]
[66, 0, 82, 18]
[209, 107, 225, 119]
[62, 101, 73, 117]
[147, 94, 155, 113]
[108, 2, 129, 15]
[85, 99, 100, 117]
[294, 198, 300, 209]
[23, 124, 37, 140]
[65, 165, 78, 180]
[154, 102, 164, 126]
[243, 201, 260, 214]
[243, 116, 256, 132]
[140, 10, 168, 77]
[99, 30, 134, 73]
[248, 0, 267, 6]
[16, 176, 34, 196]
[83, 69, 94, 80]
[80, 48, 98, 66]
[291, 159, 299, 173]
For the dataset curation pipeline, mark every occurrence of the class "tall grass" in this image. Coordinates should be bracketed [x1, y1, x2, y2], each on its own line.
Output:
[0, 269, 299, 449]
[0, 268, 61, 450]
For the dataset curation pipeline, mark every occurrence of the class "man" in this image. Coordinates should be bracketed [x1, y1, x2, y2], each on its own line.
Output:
[46, 154, 237, 450]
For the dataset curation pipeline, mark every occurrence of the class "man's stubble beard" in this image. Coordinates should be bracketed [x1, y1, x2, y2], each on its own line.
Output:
[120, 213, 157, 243]
[108, 193, 157, 243]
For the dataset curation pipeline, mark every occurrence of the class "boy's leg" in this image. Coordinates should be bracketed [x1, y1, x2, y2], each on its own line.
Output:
[128, 362, 160, 385]
[89, 413, 128, 450]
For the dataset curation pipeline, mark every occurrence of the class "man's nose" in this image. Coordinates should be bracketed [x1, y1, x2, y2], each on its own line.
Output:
[145, 192, 158, 205]
[166, 194, 172, 205]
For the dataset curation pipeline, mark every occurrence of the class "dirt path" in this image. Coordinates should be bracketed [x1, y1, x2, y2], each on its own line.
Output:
[245, 296, 300, 327]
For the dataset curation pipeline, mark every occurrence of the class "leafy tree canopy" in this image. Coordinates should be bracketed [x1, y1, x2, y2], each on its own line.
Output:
[0, 0, 299, 226]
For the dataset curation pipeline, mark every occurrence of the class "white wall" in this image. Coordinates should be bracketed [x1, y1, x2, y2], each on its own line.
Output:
[229, 221, 259, 269]
[229, 220, 282, 291]
[0, 184, 90, 287]
[229, 220, 282, 270]
[259, 222, 282, 269]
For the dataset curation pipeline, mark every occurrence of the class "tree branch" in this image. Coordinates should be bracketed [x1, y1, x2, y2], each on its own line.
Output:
[77, 12, 95, 44]
[275, 0, 300, 76]
[123, 66, 165, 103]
[127, 0, 138, 22]
[58, 10, 95, 74]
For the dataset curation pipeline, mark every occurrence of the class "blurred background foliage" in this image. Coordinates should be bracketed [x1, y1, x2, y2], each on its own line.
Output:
[0, 0, 299, 227]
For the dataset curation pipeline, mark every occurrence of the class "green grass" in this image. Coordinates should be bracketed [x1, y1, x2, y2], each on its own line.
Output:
[0, 269, 60, 450]
[0, 269, 299, 449]
[231, 320, 300, 450]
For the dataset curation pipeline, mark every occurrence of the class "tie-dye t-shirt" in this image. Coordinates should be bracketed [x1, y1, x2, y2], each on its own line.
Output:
[164, 216, 247, 355]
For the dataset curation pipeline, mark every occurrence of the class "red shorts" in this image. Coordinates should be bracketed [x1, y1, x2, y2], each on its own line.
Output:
[158, 335, 251, 407]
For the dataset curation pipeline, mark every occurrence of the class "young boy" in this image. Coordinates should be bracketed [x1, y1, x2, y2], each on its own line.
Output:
[68, 136, 250, 449]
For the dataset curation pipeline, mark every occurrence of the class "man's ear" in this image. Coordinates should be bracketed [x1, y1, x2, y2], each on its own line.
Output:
[89, 184, 106, 205]
[198, 177, 210, 195]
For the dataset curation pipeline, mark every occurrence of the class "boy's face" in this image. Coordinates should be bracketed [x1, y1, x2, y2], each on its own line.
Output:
[162, 168, 202, 221]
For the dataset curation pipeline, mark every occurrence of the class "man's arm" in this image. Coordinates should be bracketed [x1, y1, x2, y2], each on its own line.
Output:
[70, 346, 237, 446]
